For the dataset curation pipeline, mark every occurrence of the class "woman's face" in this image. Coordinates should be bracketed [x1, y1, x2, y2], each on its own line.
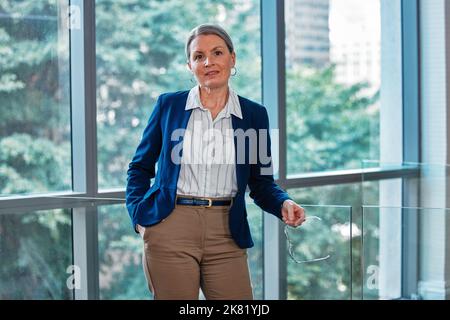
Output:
[188, 34, 236, 90]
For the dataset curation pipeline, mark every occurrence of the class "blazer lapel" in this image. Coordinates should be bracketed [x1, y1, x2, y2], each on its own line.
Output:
[169, 93, 192, 150]
[232, 113, 247, 195]
[169, 93, 192, 188]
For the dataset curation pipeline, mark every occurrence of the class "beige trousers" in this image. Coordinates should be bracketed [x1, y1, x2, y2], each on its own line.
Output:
[141, 202, 253, 300]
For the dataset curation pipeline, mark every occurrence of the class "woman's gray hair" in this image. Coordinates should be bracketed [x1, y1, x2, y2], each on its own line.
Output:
[185, 24, 234, 61]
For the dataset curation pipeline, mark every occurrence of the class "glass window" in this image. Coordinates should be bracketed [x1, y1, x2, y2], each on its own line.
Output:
[0, 209, 73, 299]
[96, 0, 261, 189]
[285, 0, 381, 175]
[0, 1, 72, 196]
[98, 203, 150, 299]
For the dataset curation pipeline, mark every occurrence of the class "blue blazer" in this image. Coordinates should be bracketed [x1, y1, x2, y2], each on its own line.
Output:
[126, 90, 291, 248]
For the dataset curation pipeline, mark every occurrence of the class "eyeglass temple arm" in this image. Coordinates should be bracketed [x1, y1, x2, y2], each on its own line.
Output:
[284, 215, 332, 264]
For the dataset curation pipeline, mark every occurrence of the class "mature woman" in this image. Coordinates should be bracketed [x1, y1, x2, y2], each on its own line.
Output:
[126, 24, 306, 300]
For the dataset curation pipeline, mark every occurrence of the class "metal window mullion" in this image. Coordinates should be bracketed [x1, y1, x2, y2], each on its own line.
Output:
[0, 167, 420, 214]
[401, 0, 420, 299]
[261, 0, 287, 300]
[70, 0, 99, 300]
[417, 0, 450, 300]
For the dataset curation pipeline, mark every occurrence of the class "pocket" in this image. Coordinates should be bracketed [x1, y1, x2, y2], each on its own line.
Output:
[142, 218, 166, 242]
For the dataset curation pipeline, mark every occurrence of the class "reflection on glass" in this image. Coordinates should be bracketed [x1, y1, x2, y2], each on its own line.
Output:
[286, 0, 381, 175]
[0, 0, 72, 196]
[362, 206, 450, 300]
[285, 204, 353, 300]
[96, 0, 261, 189]
[0, 209, 73, 299]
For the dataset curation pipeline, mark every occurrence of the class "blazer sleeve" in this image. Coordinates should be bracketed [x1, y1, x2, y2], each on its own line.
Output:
[126, 95, 163, 230]
[248, 106, 291, 219]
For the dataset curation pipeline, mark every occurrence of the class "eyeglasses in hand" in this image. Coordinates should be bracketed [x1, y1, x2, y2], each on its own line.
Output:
[284, 215, 331, 264]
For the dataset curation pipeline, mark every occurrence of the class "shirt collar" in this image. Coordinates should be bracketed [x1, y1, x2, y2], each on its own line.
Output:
[185, 85, 243, 119]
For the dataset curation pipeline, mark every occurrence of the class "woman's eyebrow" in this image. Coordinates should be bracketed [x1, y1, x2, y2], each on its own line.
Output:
[192, 46, 225, 54]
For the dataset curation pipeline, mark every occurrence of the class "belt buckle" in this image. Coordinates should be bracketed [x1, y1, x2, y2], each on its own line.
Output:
[201, 198, 212, 208]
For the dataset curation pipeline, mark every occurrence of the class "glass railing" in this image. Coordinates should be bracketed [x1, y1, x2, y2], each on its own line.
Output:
[285, 204, 353, 300]
[359, 161, 450, 300]
[4, 194, 449, 300]
[361, 205, 450, 300]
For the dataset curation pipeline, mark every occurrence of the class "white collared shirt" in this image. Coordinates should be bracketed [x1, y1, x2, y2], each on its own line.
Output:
[176, 85, 242, 198]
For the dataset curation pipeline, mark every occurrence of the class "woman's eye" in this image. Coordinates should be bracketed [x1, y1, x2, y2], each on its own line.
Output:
[195, 54, 203, 60]
[215, 51, 223, 56]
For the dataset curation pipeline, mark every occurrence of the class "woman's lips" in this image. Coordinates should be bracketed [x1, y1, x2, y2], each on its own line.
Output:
[205, 71, 219, 76]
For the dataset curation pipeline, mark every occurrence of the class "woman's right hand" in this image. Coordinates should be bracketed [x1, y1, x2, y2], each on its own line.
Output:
[137, 224, 146, 239]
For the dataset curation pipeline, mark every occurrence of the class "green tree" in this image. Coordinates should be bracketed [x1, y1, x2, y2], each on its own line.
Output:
[0, 0, 72, 299]
[287, 65, 379, 173]
[0, 0, 71, 195]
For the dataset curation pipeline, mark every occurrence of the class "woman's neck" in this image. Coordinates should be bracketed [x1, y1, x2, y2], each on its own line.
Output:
[199, 85, 229, 111]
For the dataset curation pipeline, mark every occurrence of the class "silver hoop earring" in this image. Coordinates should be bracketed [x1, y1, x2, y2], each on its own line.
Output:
[231, 67, 237, 76]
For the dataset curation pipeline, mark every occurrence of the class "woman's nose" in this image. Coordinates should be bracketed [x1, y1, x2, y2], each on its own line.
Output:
[204, 55, 214, 66]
